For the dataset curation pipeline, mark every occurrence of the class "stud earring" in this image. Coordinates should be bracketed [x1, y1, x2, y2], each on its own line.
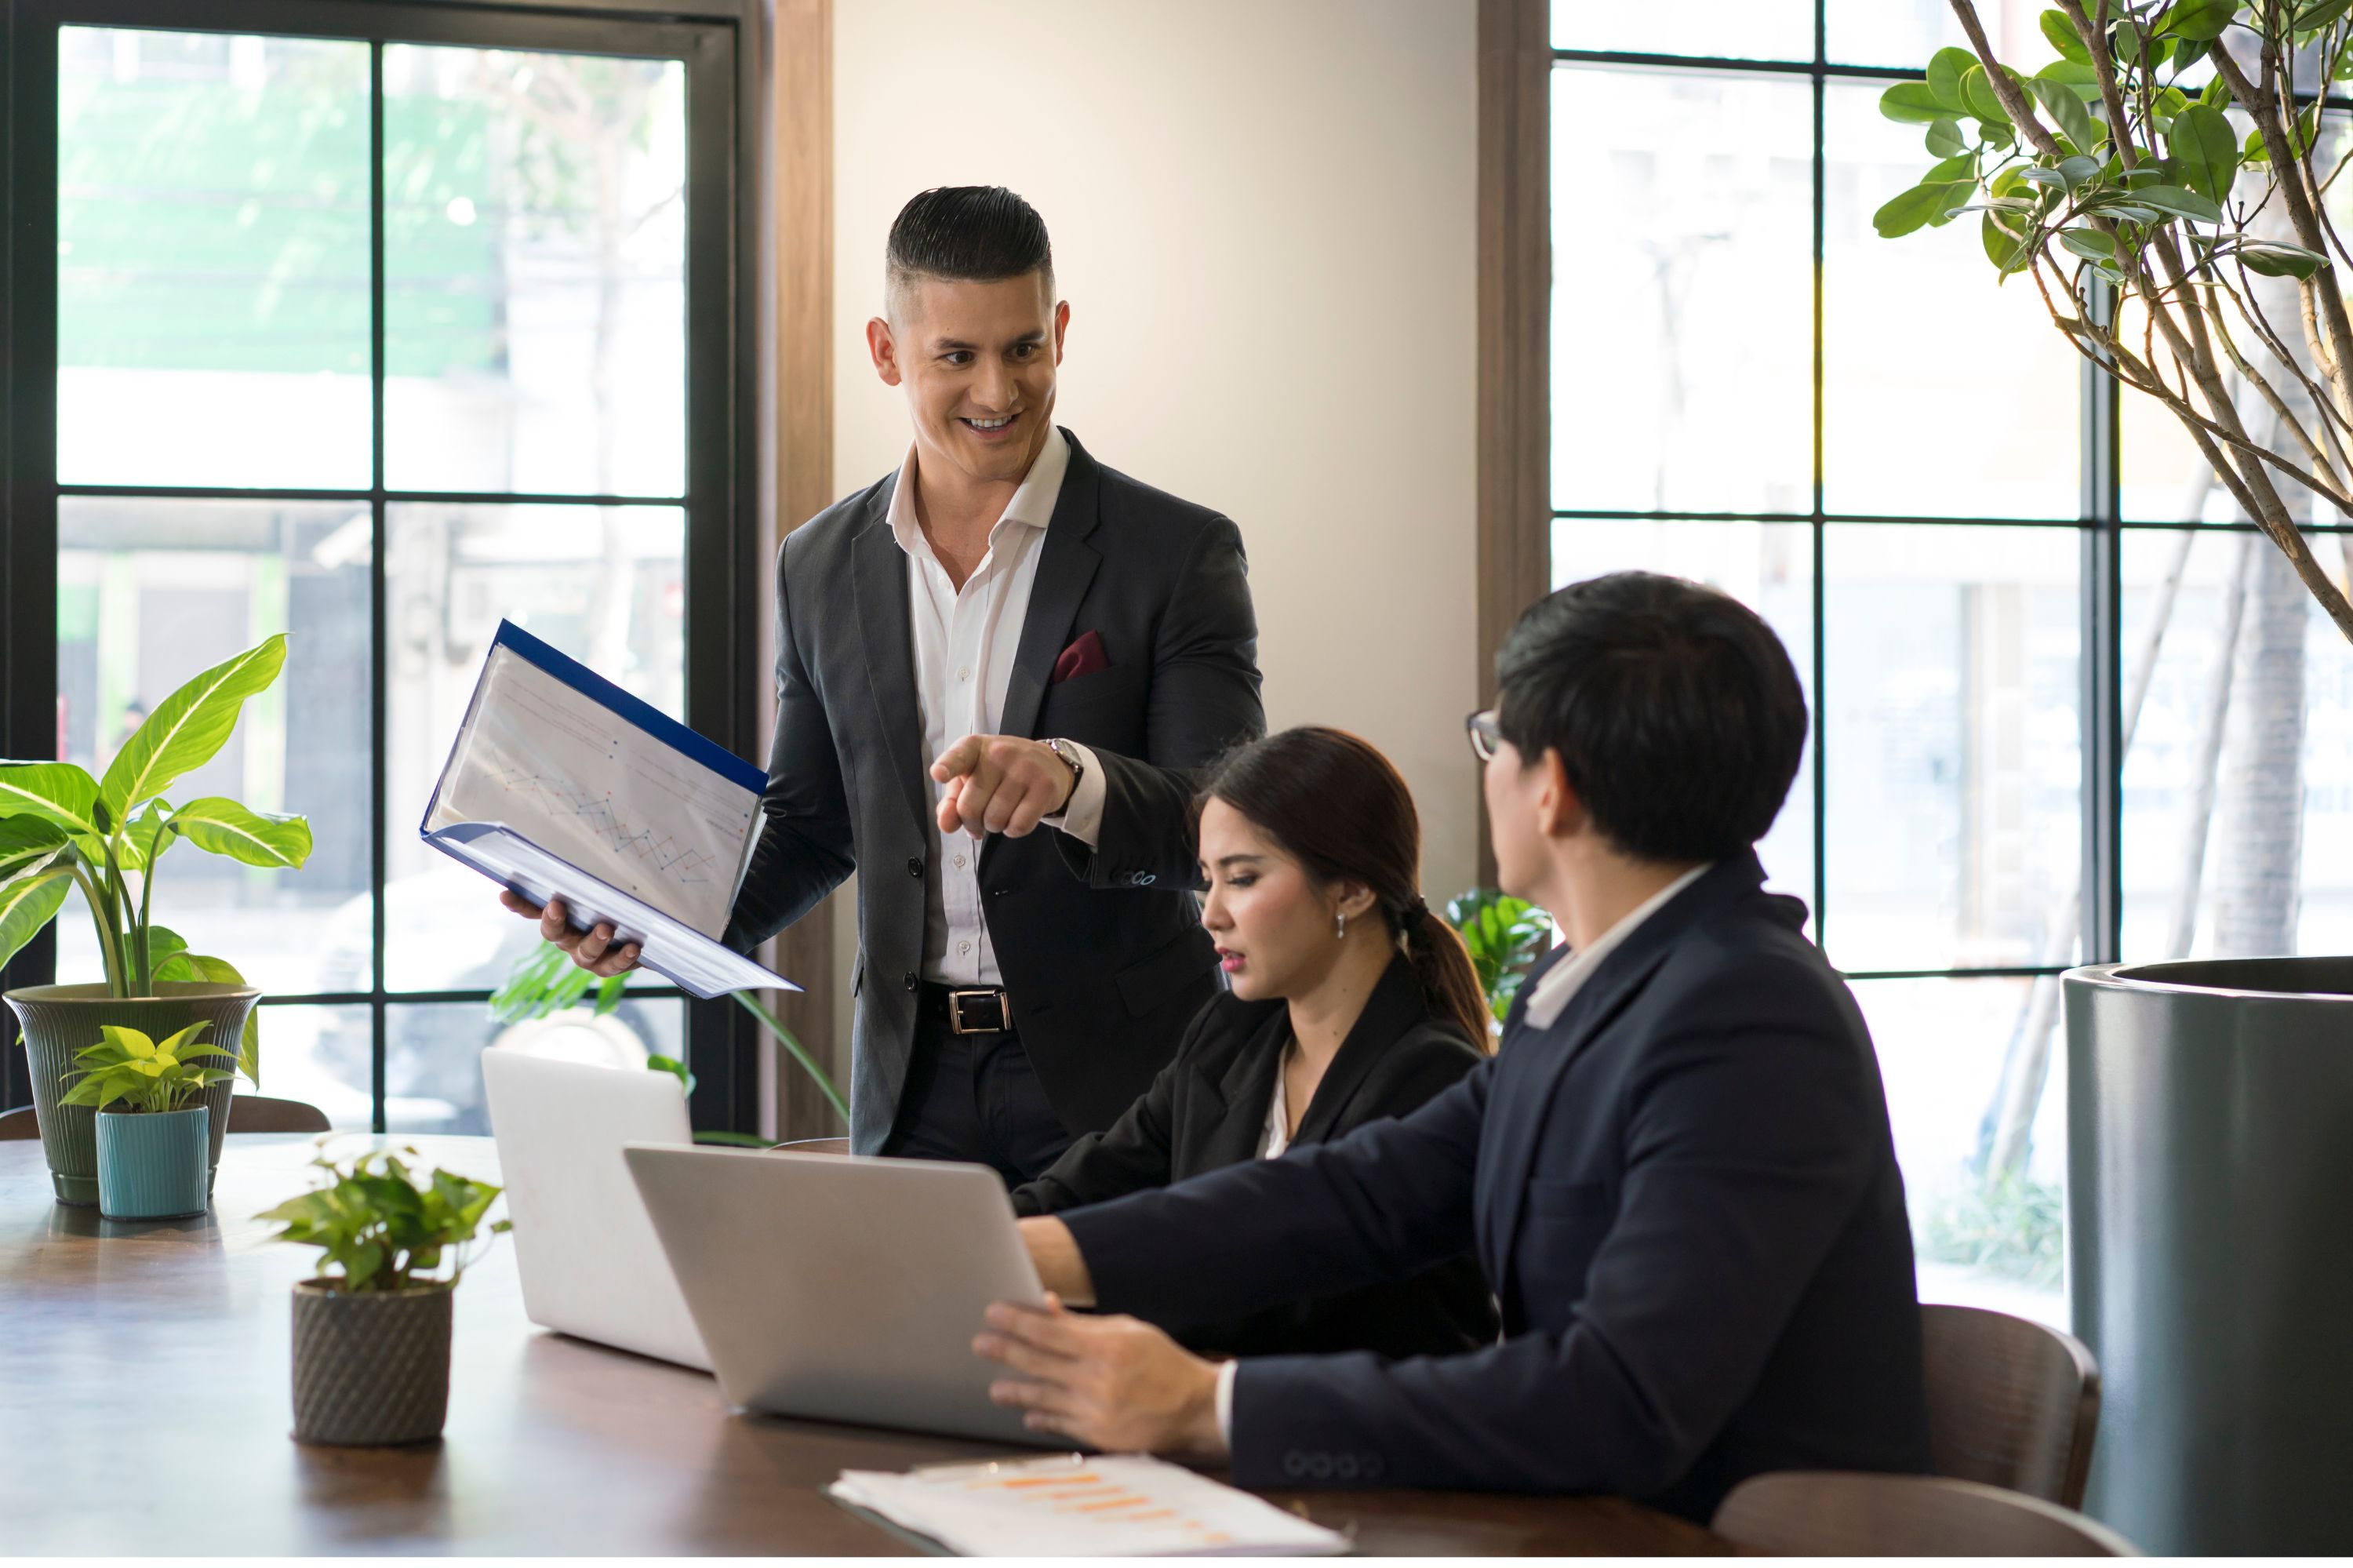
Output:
[1336, 911, 1347, 940]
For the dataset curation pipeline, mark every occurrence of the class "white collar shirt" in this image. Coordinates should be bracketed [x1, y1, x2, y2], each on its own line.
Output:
[888, 426, 1082, 988]
[1521, 864, 1714, 1031]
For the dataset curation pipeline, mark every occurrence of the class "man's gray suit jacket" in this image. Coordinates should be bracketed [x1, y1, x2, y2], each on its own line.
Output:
[723, 429, 1266, 1152]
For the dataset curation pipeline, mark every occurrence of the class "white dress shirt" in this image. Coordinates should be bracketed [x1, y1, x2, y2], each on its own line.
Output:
[1212, 864, 1715, 1442]
[888, 425, 1107, 987]
[1257, 1049, 1294, 1159]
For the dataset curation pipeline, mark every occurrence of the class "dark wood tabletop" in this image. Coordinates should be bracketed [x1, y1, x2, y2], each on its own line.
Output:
[0, 1134, 1728, 1555]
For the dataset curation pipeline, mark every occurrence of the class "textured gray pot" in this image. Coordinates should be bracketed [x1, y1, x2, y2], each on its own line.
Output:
[289, 1280, 453, 1446]
[3, 981, 260, 1206]
[2066, 959, 2353, 1555]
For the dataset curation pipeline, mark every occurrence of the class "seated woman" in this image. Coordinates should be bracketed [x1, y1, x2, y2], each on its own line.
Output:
[1011, 726, 1498, 1360]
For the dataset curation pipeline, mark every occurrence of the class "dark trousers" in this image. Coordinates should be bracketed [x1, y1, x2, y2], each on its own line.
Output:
[882, 1012, 1074, 1185]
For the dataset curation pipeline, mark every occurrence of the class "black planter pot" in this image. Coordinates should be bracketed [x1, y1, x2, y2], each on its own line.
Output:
[289, 1280, 453, 1446]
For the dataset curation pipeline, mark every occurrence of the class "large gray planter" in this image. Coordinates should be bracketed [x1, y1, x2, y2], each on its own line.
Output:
[2, 981, 260, 1206]
[2066, 959, 2353, 1555]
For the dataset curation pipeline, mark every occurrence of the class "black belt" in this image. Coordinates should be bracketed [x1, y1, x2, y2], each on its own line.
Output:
[917, 980, 1013, 1035]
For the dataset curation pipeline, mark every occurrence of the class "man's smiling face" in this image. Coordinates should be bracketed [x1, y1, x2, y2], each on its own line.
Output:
[872, 271, 1069, 490]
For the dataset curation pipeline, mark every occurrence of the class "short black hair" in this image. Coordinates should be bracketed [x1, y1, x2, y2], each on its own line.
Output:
[886, 186, 1053, 315]
[1496, 571, 1806, 864]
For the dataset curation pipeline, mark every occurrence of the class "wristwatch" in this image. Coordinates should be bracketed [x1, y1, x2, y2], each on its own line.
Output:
[1044, 737, 1086, 814]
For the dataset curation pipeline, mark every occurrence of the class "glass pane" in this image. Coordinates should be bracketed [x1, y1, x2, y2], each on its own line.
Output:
[384, 46, 688, 497]
[1824, 524, 2082, 971]
[1551, 517, 1817, 915]
[1850, 975, 2067, 1329]
[1825, 0, 2064, 74]
[382, 996, 686, 1135]
[245, 1003, 376, 1130]
[2120, 527, 2353, 960]
[57, 28, 370, 488]
[1551, 0, 1813, 64]
[1823, 81, 2078, 519]
[55, 498, 374, 995]
[384, 502, 687, 991]
[1551, 66, 1813, 515]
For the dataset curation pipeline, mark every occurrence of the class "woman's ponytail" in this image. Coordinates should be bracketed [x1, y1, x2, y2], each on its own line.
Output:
[1398, 903, 1493, 1053]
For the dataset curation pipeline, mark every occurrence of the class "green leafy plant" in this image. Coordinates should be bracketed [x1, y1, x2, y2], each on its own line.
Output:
[0, 635, 312, 1083]
[56, 1022, 235, 1115]
[1444, 888, 1557, 1025]
[646, 1053, 773, 1147]
[1880, 0, 2353, 643]
[490, 940, 849, 1125]
[256, 1140, 511, 1293]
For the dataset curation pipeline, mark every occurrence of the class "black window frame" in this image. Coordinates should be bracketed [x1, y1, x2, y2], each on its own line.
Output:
[0, 0, 768, 1135]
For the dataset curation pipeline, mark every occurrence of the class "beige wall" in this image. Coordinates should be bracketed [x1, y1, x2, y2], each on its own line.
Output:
[827, 0, 1481, 1042]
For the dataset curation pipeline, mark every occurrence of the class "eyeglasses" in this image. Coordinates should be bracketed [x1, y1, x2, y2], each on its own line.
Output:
[1465, 709, 1503, 762]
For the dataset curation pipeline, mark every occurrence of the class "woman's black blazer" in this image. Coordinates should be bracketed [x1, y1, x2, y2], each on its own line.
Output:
[1011, 955, 1499, 1359]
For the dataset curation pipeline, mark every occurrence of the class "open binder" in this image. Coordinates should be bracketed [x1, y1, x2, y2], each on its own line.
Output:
[421, 620, 795, 1000]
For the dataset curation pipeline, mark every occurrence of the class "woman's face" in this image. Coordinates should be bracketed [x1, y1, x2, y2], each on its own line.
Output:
[1198, 797, 1347, 1003]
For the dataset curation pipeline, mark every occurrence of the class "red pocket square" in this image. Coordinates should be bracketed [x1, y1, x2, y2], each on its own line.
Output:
[1051, 629, 1110, 684]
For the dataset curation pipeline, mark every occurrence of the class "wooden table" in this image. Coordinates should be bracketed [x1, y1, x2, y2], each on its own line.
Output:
[0, 1135, 1726, 1555]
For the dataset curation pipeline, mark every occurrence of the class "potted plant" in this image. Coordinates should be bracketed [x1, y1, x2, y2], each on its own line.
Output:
[0, 634, 310, 1205]
[57, 1022, 236, 1221]
[1443, 888, 1556, 1035]
[256, 1140, 509, 1446]
[1874, 4, 2353, 1551]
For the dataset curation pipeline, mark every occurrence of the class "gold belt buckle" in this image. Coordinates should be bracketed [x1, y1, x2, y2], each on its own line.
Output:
[947, 988, 1008, 1035]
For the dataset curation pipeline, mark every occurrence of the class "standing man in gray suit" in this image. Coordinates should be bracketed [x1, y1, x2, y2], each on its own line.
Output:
[511, 187, 1263, 1179]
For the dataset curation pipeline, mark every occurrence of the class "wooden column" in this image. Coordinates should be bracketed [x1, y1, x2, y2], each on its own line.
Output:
[1475, 0, 1551, 883]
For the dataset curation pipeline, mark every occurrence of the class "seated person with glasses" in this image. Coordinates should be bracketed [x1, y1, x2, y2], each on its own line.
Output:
[973, 571, 1932, 1521]
[1008, 725, 1499, 1361]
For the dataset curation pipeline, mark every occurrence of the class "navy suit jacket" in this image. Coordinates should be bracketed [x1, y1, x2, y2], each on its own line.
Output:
[1060, 853, 1932, 1521]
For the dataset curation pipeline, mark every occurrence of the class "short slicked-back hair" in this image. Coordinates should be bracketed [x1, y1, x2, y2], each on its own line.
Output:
[885, 186, 1054, 321]
[1497, 571, 1807, 864]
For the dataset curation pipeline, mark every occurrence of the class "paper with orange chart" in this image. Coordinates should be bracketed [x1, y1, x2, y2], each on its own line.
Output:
[825, 1452, 1348, 1556]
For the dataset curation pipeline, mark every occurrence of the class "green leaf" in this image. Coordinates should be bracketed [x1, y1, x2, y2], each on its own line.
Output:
[1927, 45, 1979, 110]
[647, 1054, 696, 1098]
[2245, 126, 2271, 165]
[1984, 210, 2035, 272]
[2169, 104, 2239, 204]
[0, 762, 104, 839]
[2113, 18, 2146, 64]
[2035, 58, 2101, 93]
[1926, 118, 1969, 158]
[1875, 180, 1973, 238]
[2058, 152, 2106, 191]
[1961, 64, 2011, 126]
[2133, 182, 2224, 221]
[169, 798, 312, 870]
[2060, 227, 2118, 260]
[2042, 9, 2091, 61]
[2152, 0, 2238, 41]
[98, 634, 287, 822]
[0, 870, 71, 974]
[2296, 0, 2351, 31]
[2030, 75, 2105, 153]
[0, 817, 70, 882]
[2237, 239, 2329, 277]
[1881, 82, 1955, 124]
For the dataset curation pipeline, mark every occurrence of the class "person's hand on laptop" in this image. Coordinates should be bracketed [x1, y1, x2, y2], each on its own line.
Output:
[499, 891, 642, 977]
[973, 1293, 1227, 1461]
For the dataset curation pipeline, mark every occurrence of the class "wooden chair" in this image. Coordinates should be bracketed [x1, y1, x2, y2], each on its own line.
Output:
[226, 1095, 331, 1134]
[1921, 1302, 2101, 1508]
[1713, 1472, 2139, 1556]
[1, 1097, 330, 1139]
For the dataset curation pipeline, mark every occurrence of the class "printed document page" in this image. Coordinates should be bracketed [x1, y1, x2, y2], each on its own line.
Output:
[827, 1453, 1347, 1557]
[427, 640, 755, 939]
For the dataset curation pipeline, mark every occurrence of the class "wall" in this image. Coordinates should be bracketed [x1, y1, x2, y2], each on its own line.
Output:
[827, 0, 1481, 1048]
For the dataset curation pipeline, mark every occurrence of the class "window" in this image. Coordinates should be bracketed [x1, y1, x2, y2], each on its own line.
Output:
[4, 1, 762, 1137]
[1540, 0, 2340, 1326]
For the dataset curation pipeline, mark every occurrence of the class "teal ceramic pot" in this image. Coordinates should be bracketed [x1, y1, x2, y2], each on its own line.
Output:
[3, 981, 260, 1206]
[94, 1105, 211, 1221]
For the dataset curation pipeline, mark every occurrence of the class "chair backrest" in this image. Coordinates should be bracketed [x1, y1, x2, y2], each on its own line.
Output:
[0, 1105, 36, 1141]
[769, 1136, 849, 1156]
[1921, 1301, 2101, 1507]
[226, 1095, 332, 1134]
[1713, 1472, 2139, 1556]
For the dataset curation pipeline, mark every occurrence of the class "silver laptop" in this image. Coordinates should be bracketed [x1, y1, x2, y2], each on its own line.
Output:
[624, 1144, 1056, 1446]
[481, 1049, 711, 1371]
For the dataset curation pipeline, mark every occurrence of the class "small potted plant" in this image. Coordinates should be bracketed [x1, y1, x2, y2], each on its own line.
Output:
[256, 1141, 509, 1446]
[0, 633, 311, 1205]
[57, 1022, 236, 1221]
